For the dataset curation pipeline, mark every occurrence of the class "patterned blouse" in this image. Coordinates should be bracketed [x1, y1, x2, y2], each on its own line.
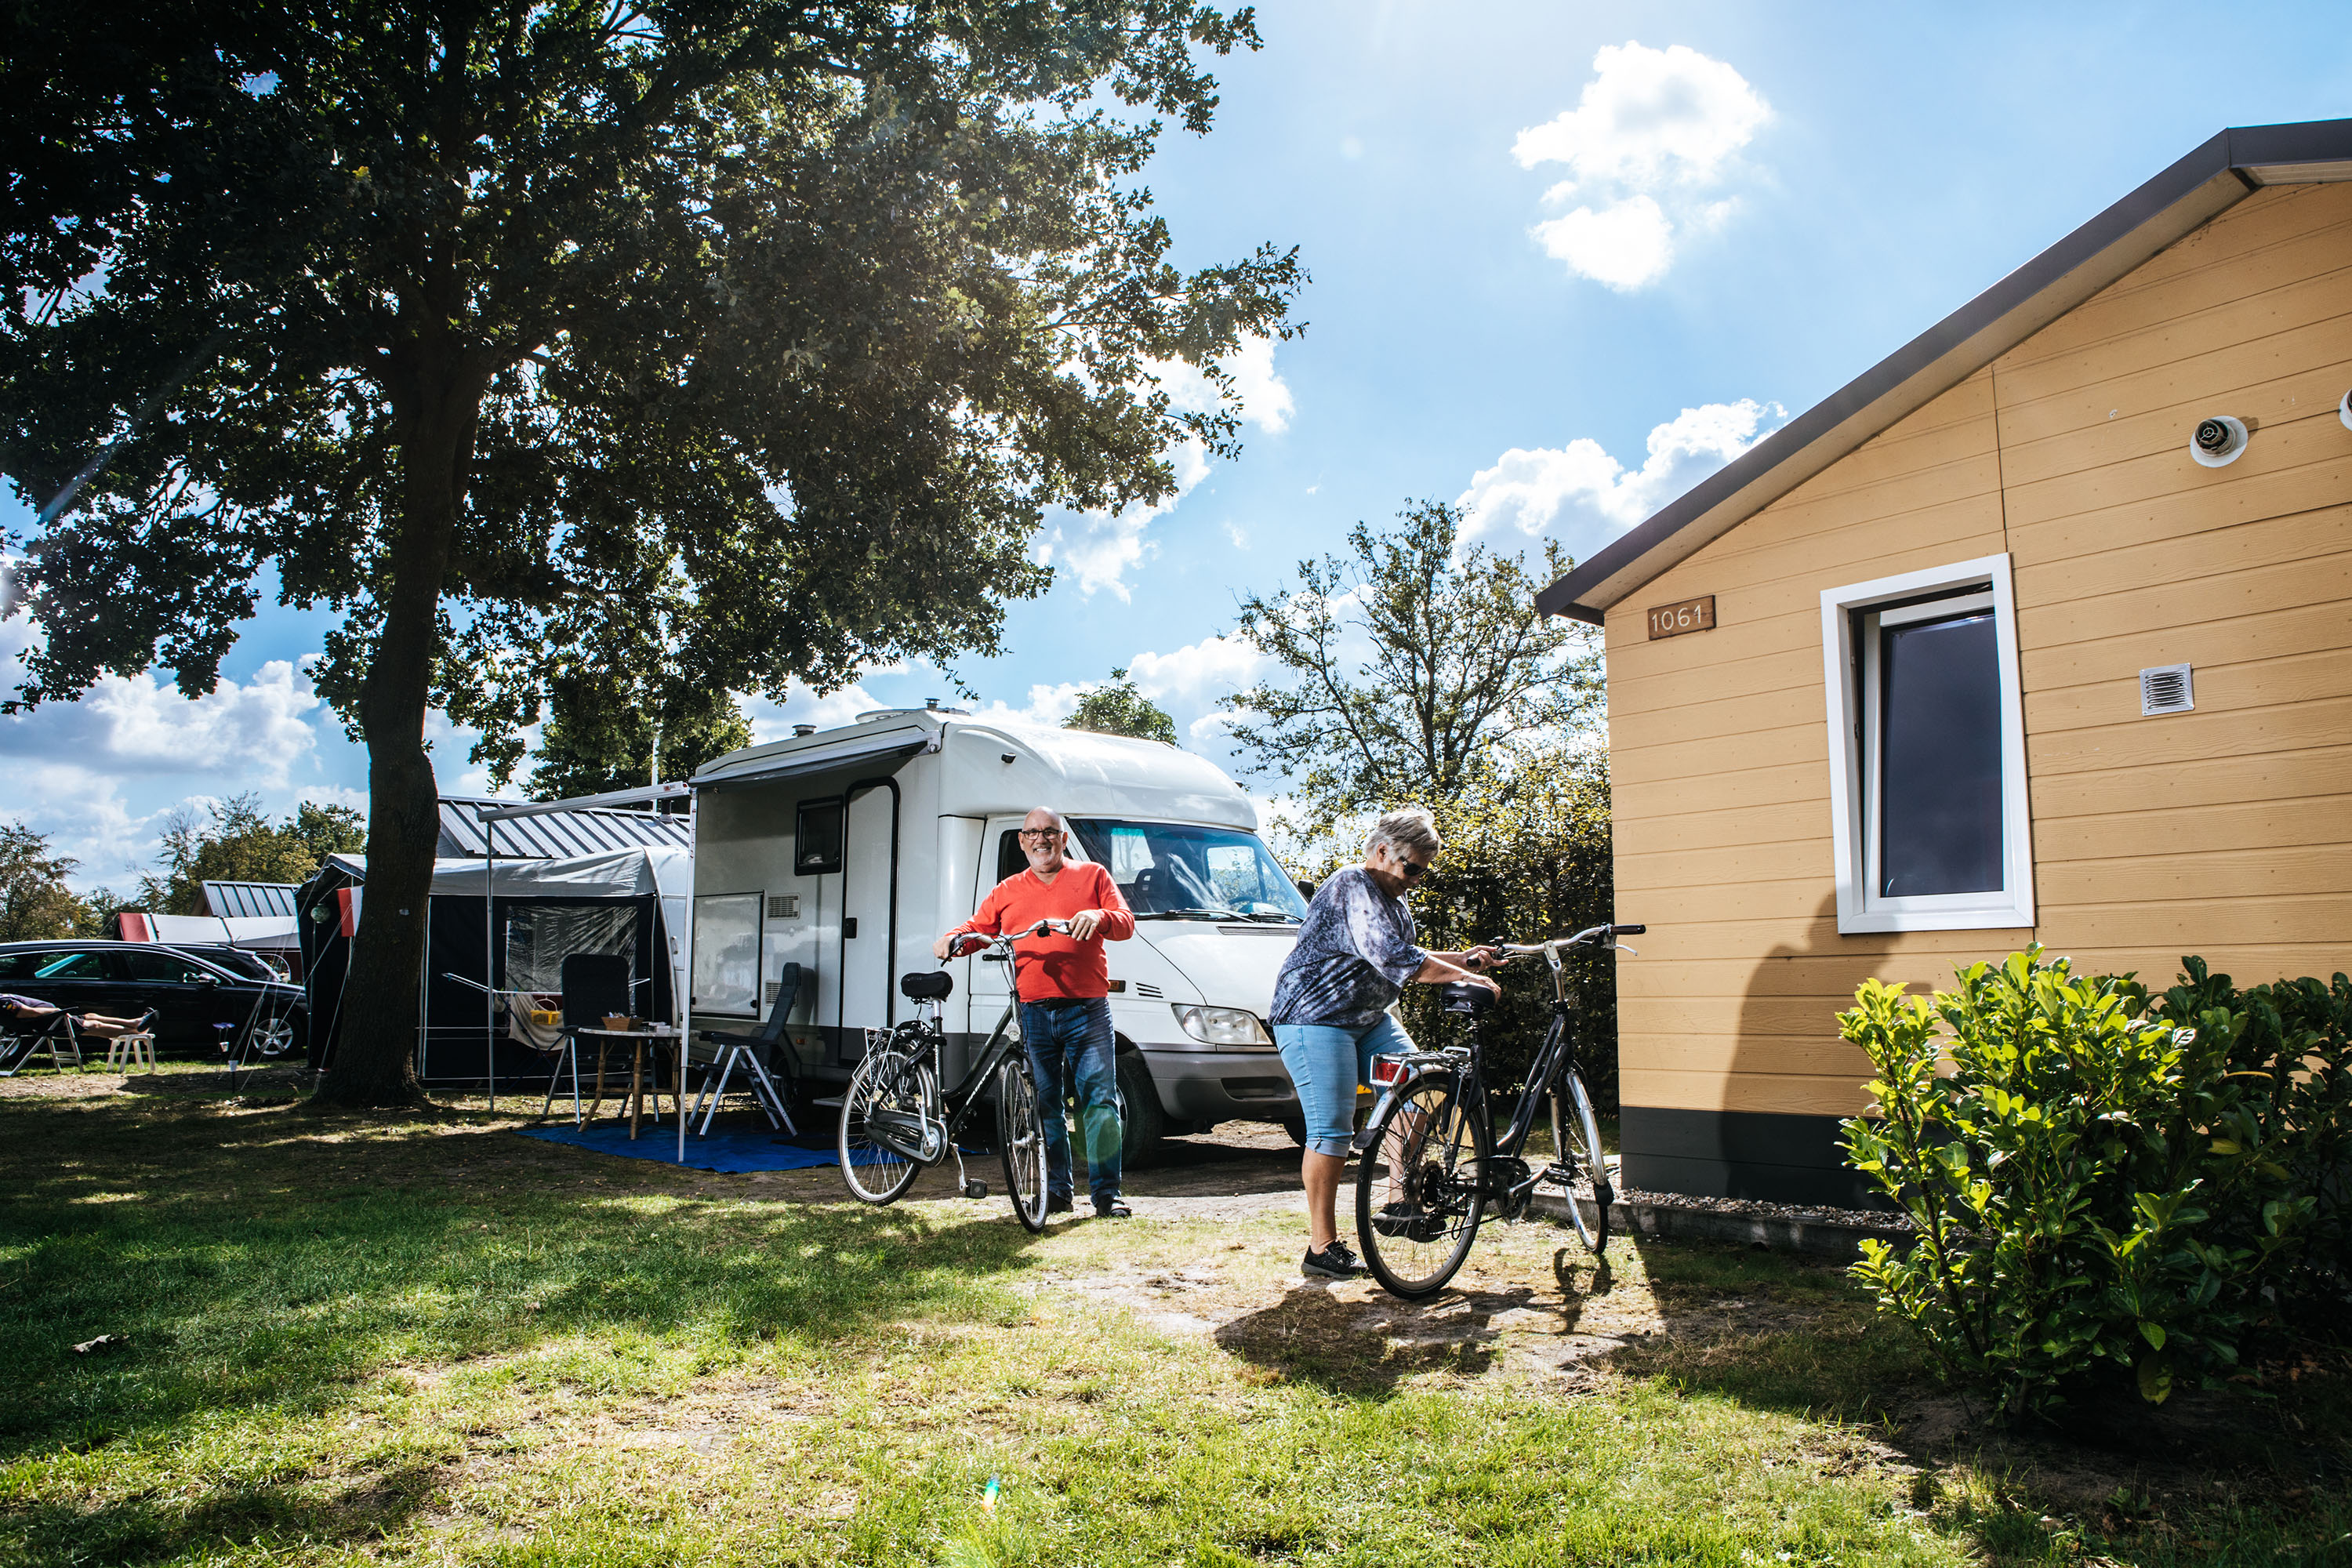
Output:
[1269, 867, 1428, 1031]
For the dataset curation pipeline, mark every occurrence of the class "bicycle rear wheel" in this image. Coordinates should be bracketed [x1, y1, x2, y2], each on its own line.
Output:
[1355, 1070, 1490, 1300]
[1549, 1069, 1612, 1255]
[996, 1057, 1051, 1232]
[838, 1044, 929, 1205]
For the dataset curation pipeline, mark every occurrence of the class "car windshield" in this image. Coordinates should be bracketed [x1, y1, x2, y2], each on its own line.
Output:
[1068, 820, 1306, 921]
[182, 947, 278, 982]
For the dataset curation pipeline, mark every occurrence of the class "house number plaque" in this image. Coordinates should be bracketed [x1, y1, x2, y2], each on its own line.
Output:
[1646, 595, 1716, 640]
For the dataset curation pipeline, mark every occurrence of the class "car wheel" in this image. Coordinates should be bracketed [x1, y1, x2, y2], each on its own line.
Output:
[1116, 1051, 1166, 1171]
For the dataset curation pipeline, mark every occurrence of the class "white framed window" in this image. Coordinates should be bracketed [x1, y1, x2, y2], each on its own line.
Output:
[1820, 554, 2034, 934]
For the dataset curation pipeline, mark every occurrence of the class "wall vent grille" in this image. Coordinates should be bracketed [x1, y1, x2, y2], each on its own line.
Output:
[2140, 663, 2194, 717]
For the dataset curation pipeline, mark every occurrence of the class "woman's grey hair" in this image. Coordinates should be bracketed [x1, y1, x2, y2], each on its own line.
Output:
[1365, 808, 1442, 861]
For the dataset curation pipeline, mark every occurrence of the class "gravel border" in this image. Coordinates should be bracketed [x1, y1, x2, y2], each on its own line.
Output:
[1526, 1182, 1917, 1263]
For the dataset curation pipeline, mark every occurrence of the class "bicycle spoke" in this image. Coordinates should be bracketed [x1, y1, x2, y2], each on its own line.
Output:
[1356, 1073, 1486, 1298]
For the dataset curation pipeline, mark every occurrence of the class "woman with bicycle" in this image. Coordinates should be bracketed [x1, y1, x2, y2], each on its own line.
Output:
[1269, 808, 1500, 1279]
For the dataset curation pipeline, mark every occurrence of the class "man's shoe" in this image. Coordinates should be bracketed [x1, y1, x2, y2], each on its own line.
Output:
[1046, 1193, 1074, 1215]
[1301, 1240, 1365, 1279]
[1094, 1196, 1132, 1218]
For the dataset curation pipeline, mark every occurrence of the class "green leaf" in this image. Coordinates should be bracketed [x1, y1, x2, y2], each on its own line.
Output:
[2138, 1322, 2165, 1350]
[2138, 1356, 2172, 1404]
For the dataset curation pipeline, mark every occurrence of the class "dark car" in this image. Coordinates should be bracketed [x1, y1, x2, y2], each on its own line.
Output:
[0, 940, 307, 1058]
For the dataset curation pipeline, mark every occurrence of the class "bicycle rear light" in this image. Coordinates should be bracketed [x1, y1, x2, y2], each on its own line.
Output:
[1370, 1055, 1406, 1086]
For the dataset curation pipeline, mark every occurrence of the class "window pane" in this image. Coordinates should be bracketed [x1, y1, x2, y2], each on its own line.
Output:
[118, 949, 212, 983]
[1878, 612, 2002, 897]
[1067, 820, 1307, 918]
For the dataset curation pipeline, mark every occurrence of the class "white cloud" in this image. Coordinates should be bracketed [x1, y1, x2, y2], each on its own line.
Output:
[1529, 194, 1676, 291]
[967, 682, 1088, 728]
[1151, 335, 1294, 436]
[742, 678, 887, 744]
[1457, 398, 1784, 541]
[0, 651, 325, 787]
[1036, 437, 1210, 601]
[1223, 521, 1250, 550]
[1127, 633, 1269, 704]
[1514, 42, 1769, 289]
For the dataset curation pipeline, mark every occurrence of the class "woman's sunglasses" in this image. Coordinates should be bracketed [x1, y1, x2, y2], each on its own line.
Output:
[1393, 850, 1430, 879]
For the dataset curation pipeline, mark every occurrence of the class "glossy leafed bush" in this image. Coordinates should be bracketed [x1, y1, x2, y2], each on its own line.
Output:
[1838, 948, 2350, 1417]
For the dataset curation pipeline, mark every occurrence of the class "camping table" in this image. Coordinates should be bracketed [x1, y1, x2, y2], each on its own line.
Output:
[571, 1026, 683, 1141]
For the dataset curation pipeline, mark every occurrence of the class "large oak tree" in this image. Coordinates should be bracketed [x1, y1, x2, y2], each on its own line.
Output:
[0, 1, 1301, 1105]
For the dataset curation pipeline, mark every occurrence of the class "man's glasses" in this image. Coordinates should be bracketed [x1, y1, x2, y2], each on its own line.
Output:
[1017, 829, 1061, 844]
[1394, 851, 1430, 879]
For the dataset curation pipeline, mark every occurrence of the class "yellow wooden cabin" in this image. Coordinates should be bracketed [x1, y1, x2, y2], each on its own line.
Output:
[1537, 118, 2352, 1206]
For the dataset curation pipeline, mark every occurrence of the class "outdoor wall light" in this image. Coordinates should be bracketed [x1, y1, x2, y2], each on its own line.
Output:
[2339, 387, 2352, 432]
[2190, 414, 2250, 466]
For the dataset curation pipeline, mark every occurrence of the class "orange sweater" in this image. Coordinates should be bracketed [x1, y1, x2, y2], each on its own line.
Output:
[951, 862, 1135, 1001]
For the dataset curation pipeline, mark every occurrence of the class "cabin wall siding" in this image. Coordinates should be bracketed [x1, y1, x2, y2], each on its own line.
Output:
[1604, 182, 2352, 1198]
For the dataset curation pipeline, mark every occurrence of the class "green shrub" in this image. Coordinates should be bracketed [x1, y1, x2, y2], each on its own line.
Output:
[1838, 947, 2350, 1417]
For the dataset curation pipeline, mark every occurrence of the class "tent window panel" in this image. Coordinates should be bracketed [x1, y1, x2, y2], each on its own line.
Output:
[505, 906, 637, 996]
[1874, 611, 2003, 898]
[692, 892, 764, 1017]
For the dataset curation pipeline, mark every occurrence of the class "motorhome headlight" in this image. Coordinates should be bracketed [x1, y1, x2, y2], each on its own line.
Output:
[1171, 1004, 1270, 1047]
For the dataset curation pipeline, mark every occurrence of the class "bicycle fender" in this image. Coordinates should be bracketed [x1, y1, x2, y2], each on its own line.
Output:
[1349, 1069, 1446, 1155]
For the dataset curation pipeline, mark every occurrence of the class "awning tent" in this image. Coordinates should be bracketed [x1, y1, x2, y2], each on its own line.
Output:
[299, 840, 690, 1087]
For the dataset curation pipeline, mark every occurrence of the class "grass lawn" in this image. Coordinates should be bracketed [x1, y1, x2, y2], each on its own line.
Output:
[3, 1065, 2347, 1566]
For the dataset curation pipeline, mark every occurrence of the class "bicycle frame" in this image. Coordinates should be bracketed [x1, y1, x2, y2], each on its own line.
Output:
[866, 920, 1058, 1163]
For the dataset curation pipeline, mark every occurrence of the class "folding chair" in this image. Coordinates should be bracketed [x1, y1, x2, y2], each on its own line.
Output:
[0, 1005, 85, 1076]
[691, 963, 803, 1135]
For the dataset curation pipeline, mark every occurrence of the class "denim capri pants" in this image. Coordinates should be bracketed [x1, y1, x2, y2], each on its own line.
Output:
[1273, 1014, 1415, 1158]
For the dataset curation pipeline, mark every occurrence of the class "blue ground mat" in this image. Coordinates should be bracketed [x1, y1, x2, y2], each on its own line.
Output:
[516, 1114, 844, 1173]
[514, 1112, 986, 1174]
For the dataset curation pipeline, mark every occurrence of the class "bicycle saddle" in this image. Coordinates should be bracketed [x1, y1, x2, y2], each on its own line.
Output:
[900, 971, 954, 1000]
[1439, 980, 1494, 1015]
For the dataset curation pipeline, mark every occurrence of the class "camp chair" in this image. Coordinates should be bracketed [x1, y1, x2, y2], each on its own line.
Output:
[691, 963, 802, 1135]
[0, 1003, 86, 1076]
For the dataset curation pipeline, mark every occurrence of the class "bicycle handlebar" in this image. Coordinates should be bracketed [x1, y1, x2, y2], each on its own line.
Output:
[1494, 922, 1644, 958]
[946, 918, 1074, 959]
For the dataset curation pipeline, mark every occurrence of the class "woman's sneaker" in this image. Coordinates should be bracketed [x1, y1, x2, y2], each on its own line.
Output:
[1301, 1240, 1365, 1279]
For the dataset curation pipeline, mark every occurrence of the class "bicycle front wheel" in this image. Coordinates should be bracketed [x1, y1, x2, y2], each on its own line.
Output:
[996, 1057, 1051, 1232]
[838, 1045, 929, 1205]
[1355, 1069, 1490, 1300]
[1550, 1069, 1613, 1256]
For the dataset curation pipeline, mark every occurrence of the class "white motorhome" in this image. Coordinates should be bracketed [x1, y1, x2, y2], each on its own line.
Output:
[684, 706, 1308, 1160]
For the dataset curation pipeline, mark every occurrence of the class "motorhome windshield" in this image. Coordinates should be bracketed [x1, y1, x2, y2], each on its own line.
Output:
[1069, 820, 1307, 921]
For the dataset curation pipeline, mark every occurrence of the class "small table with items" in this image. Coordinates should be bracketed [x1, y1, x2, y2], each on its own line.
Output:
[567, 1023, 683, 1139]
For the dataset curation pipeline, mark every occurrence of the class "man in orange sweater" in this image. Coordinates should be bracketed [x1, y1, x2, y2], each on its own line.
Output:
[935, 807, 1137, 1218]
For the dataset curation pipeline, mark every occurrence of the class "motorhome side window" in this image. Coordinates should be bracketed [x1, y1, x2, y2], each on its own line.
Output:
[795, 800, 844, 875]
[1819, 554, 2034, 935]
[996, 830, 1026, 884]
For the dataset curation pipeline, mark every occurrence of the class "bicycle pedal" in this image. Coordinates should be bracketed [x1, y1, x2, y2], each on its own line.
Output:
[962, 1179, 989, 1200]
[1538, 1163, 1576, 1186]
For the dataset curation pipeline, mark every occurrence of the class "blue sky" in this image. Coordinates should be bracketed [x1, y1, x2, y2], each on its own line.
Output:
[5, 2, 2349, 889]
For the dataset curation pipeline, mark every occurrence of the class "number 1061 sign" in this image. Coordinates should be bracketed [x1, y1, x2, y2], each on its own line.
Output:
[1646, 595, 1715, 640]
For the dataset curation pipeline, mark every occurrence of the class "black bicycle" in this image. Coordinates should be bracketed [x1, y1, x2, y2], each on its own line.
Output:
[836, 923, 1054, 1232]
[1351, 921, 1642, 1299]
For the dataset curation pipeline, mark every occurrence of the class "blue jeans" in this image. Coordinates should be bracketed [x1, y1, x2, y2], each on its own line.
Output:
[1020, 998, 1122, 1205]
[1273, 1014, 1414, 1158]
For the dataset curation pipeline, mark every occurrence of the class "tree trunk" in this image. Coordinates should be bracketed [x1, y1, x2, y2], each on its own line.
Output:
[310, 360, 481, 1109]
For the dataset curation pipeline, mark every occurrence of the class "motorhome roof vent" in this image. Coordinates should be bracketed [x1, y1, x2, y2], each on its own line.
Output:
[2140, 663, 2194, 717]
[793, 724, 816, 737]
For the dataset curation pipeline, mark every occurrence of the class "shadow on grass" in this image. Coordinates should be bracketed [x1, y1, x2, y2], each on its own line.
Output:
[0, 1089, 1054, 1559]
